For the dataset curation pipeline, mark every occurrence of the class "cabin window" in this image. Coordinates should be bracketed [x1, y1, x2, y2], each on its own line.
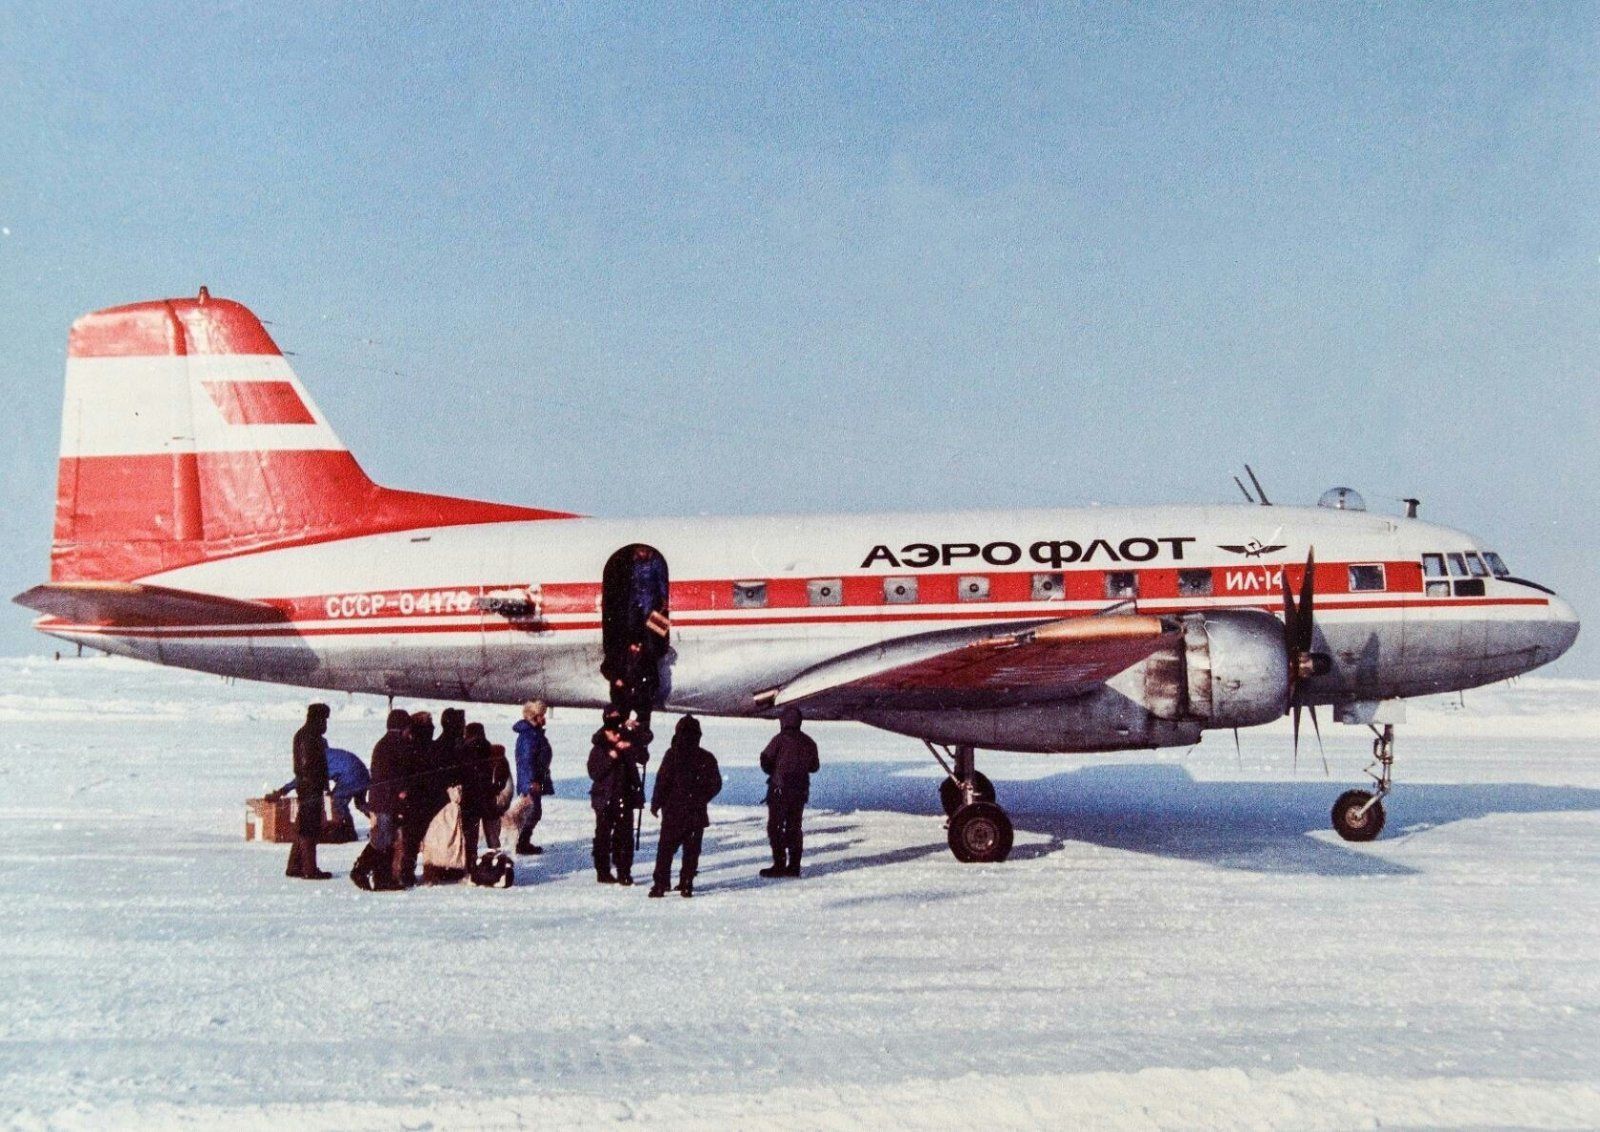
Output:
[883, 577, 918, 604]
[1447, 552, 1469, 577]
[1454, 578, 1486, 597]
[1422, 553, 1446, 579]
[807, 579, 842, 607]
[1177, 569, 1213, 598]
[1465, 552, 1489, 578]
[1031, 572, 1064, 601]
[1427, 581, 1450, 597]
[1349, 564, 1386, 592]
[958, 575, 990, 602]
[1483, 551, 1511, 578]
[1105, 571, 1138, 600]
[733, 581, 768, 609]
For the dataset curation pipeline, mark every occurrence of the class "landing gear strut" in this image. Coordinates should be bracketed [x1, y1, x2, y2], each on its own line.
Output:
[1331, 723, 1394, 842]
[925, 742, 1013, 863]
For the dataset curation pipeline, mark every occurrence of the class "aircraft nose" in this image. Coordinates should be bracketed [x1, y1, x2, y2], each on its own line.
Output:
[1543, 593, 1581, 662]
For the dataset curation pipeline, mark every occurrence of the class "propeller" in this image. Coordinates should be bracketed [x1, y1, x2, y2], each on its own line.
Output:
[1282, 549, 1331, 774]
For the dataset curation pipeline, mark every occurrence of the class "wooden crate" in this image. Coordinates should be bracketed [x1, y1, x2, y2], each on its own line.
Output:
[245, 795, 356, 843]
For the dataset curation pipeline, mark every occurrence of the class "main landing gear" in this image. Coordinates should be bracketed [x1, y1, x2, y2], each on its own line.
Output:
[1331, 723, 1395, 842]
[925, 742, 1013, 863]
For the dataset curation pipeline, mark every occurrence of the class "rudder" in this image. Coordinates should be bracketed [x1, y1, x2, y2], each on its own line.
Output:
[53, 289, 570, 582]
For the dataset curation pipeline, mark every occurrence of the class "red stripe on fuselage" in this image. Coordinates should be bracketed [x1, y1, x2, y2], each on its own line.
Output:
[42, 594, 1550, 640]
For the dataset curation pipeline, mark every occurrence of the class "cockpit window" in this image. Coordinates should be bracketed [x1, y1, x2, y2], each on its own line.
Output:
[1483, 552, 1510, 578]
[1422, 553, 1446, 578]
[1465, 552, 1489, 578]
[1446, 552, 1469, 577]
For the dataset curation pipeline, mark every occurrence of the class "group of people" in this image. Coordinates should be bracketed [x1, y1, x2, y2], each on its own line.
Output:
[278, 696, 821, 897]
[279, 699, 554, 888]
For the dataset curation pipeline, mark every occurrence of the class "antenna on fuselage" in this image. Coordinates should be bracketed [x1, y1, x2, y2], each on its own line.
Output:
[1233, 475, 1256, 504]
[1244, 465, 1272, 506]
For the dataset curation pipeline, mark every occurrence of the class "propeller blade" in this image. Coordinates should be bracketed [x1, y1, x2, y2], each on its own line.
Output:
[1310, 704, 1328, 776]
[1291, 702, 1301, 771]
[1296, 549, 1317, 655]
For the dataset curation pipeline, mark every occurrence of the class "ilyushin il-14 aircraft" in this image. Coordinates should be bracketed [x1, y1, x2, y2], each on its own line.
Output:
[17, 292, 1581, 862]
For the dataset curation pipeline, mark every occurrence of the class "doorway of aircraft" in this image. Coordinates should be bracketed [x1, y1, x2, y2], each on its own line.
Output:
[601, 544, 670, 719]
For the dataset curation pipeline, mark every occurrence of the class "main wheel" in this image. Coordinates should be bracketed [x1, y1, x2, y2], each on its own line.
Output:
[948, 802, 1014, 863]
[1331, 789, 1385, 842]
[939, 771, 996, 817]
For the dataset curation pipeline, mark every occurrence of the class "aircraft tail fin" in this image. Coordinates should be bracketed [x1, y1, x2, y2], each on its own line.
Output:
[51, 290, 573, 582]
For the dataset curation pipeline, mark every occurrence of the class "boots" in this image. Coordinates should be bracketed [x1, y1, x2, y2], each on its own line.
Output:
[648, 884, 668, 898]
[678, 878, 693, 898]
[784, 852, 802, 879]
[515, 834, 542, 856]
[297, 837, 331, 880]
[758, 857, 785, 879]
[617, 873, 634, 887]
[597, 868, 617, 884]
[285, 840, 304, 878]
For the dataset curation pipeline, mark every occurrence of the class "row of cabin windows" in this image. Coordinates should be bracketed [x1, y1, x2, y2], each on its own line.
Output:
[1421, 550, 1508, 598]
[728, 565, 1389, 609]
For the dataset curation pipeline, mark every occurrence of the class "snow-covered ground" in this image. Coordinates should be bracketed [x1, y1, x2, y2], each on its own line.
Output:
[1, 656, 1597, 1130]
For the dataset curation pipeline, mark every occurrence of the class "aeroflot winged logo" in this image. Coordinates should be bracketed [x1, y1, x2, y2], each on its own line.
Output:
[860, 537, 1196, 569]
[1216, 539, 1288, 559]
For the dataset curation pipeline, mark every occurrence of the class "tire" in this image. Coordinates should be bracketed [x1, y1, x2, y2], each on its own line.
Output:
[939, 772, 996, 817]
[948, 802, 1014, 863]
[1331, 789, 1385, 842]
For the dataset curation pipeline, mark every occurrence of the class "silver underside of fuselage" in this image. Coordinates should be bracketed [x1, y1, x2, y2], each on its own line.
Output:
[47, 601, 1578, 754]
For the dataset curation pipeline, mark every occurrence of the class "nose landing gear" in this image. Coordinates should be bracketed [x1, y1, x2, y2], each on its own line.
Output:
[1331, 723, 1394, 842]
[925, 742, 1013, 862]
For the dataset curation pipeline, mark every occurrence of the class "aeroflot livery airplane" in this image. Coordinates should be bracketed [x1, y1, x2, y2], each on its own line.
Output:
[17, 292, 1580, 861]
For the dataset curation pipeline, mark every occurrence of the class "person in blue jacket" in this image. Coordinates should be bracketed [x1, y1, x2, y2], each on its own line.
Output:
[512, 700, 554, 855]
[273, 746, 371, 833]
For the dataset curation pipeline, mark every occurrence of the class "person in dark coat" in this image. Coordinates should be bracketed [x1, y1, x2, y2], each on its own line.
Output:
[648, 715, 721, 898]
[602, 639, 660, 728]
[587, 708, 648, 885]
[512, 700, 554, 855]
[350, 707, 411, 890]
[285, 703, 333, 880]
[758, 705, 820, 878]
[396, 710, 436, 887]
[458, 721, 502, 865]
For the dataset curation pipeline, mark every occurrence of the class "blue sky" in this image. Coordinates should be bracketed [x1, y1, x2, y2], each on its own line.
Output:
[2, 4, 1596, 671]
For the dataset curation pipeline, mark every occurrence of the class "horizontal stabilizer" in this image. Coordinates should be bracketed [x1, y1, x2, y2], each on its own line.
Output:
[771, 614, 1177, 712]
[14, 581, 289, 627]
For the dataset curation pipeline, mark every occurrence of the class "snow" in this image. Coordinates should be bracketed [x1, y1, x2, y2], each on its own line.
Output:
[1, 656, 1598, 1130]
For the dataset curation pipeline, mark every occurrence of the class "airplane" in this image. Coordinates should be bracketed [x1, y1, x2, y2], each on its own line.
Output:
[15, 291, 1580, 862]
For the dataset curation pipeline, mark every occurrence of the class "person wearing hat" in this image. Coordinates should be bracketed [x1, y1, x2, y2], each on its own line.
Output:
[758, 705, 820, 878]
[350, 707, 412, 890]
[648, 714, 721, 898]
[511, 700, 554, 855]
[587, 707, 647, 884]
[286, 703, 333, 880]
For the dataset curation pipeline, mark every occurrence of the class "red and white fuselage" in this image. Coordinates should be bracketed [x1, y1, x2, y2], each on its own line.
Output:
[22, 295, 1579, 754]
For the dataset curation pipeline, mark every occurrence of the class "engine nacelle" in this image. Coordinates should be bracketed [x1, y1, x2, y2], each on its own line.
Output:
[1177, 610, 1290, 729]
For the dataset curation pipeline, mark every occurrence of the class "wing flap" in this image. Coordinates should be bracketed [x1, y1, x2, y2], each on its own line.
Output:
[14, 581, 289, 627]
[774, 614, 1179, 712]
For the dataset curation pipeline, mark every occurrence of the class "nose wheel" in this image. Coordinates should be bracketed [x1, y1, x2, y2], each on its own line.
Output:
[925, 742, 1013, 862]
[1332, 724, 1394, 842]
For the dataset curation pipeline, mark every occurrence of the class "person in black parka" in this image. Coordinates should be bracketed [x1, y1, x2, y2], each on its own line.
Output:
[396, 710, 436, 887]
[587, 708, 649, 885]
[286, 703, 333, 880]
[458, 721, 502, 866]
[648, 715, 721, 898]
[759, 705, 820, 878]
[350, 707, 412, 890]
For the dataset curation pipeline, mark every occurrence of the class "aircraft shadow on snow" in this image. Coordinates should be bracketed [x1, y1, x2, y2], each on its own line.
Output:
[535, 760, 1600, 883]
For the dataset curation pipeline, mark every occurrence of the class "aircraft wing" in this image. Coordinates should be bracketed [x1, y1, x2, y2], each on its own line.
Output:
[770, 614, 1179, 712]
[14, 581, 289, 627]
